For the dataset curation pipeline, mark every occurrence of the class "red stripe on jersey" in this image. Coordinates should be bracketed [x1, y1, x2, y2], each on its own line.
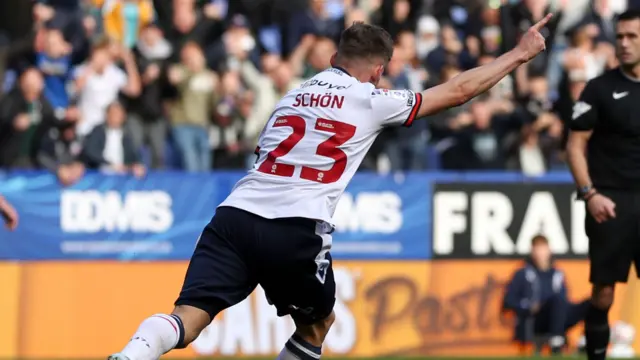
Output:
[404, 92, 423, 127]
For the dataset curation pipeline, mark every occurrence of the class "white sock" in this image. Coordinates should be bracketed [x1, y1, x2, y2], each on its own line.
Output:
[120, 314, 183, 360]
[277, 334, 322, 360]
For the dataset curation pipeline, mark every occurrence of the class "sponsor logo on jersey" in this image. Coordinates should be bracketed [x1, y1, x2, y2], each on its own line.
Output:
[300, 79, 352, 90]
[406, 92, 415, 107]
[391, 90, 407, 99]
[372, 89, 390, 96]
[572, 101, 592, 121]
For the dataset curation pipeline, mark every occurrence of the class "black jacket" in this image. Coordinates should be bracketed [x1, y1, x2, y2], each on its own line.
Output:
[0, 88, 59, 168]
[36, 125, 80, 172]
[81, 125, 140, 168]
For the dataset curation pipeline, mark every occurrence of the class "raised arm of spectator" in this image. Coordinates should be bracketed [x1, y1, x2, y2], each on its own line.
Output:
[287, 35, 316, 77]
[239, 60, 278, 145]
[119, 47, 142, 97]
[416, 14, 552, 118]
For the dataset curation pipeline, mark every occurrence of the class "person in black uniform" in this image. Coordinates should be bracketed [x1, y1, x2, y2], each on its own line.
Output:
[566, 9, 640, 360]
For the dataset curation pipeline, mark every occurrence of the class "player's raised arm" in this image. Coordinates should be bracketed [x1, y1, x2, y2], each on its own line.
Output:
[416, 13, 553, 118]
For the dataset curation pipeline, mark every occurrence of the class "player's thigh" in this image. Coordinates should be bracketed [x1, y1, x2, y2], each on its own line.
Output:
[175, 207, 258, 321]
[257, 219, 336, 325]
[586, 190, 637, 284]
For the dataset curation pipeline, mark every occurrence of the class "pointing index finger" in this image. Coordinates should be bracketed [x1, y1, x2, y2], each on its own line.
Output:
[532, 13, 553, 32]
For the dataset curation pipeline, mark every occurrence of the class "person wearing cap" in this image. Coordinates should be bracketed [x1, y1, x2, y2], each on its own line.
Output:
[415, 15, 440, 61]
[503, 235, 589, 354]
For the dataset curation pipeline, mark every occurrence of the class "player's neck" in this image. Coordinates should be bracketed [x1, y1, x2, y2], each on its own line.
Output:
[620, 64, 640, 81]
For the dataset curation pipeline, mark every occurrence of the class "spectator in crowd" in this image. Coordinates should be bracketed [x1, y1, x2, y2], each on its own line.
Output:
[396, 30, 428, 91]
[0, 68, 60, 169]
[383, 45, 429, 171]
[128, 23, 172, 169]
[302, 36, 336, 78]
[207, 14, 260, 72]
[81, 101, 145, 176]
[507, 74, 564, 175]
[168, 41, 216, 172]
[210, 70, 245, 168]
[0, 0, 629, 174]
[286, 0, 343, 54]
[425, 22, 477, 76]
[234, 54, 286, 169]
[415, 15, 440, 61]
[503, 235, 589, 354]
[74, 39, 141, 138]
[500, 0, 565, 97]
[166, 0, 221, 64]
[34, 0, 88, 54]
[99, 0, 155, 48]
[36, 121, 85, 186]
[36, 27, 78, 121]
[579, 0, 619, 44]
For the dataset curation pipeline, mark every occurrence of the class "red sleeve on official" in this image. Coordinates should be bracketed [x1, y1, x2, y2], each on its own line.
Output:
[403, 92, 423, 127]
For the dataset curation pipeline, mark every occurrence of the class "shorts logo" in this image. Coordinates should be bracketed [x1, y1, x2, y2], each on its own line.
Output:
[372, 89, 390, 96]
[315, 259, 329, 284]
[288, 304, 314, 315]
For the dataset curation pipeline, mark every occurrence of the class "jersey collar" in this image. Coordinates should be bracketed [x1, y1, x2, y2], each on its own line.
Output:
[331, 66, 352, 77]
[620, 68, 640, 83]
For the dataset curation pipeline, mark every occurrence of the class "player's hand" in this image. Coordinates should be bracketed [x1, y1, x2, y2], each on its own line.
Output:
[587, 193, 616, 223]
[516, 13, 553, 62]
[0, 196, 18, 231]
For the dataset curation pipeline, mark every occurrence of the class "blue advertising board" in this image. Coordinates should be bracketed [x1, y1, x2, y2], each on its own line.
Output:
[0, 171, 449, 261]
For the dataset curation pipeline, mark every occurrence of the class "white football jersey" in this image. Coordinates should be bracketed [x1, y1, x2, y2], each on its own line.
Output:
[219, 67, 423, 224]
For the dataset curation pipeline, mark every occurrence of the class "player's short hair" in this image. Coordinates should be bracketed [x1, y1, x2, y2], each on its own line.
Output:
[531, 234, 549, 247]
[618, 9, 640, 23]
[337, 22, 394, 64]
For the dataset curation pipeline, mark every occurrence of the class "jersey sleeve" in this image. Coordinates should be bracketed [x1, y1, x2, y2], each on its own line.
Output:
[569, 80, 599, 131]
[370, 89, 423, 127]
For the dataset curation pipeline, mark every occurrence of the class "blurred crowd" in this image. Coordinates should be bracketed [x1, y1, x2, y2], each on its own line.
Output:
[0, 0, 633, 185]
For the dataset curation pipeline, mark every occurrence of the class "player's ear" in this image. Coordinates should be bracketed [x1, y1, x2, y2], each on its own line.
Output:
[330, 53, 337, 67]
[374, 64, 384, 79]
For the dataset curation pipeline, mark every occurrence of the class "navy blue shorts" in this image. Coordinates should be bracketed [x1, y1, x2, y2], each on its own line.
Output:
[175, 206, 335, 325]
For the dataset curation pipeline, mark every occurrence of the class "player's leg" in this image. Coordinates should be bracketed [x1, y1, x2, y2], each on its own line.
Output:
[257, 218, 336, 360]
[274, 259, 336, 360]
[109, 207, 258, 360]
[277, 311, 335, 360]
[584, 190, 636, 360]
